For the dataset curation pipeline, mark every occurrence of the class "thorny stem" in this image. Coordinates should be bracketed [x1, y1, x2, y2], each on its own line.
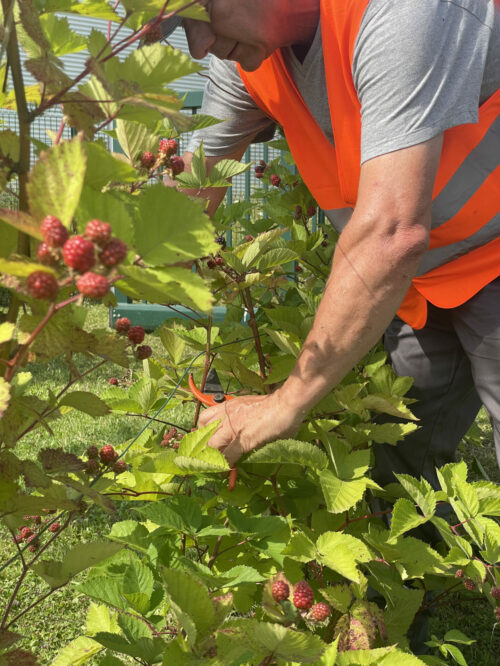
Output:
[241, 288, 269, 387]
[208, 518, 230, 569]
[2, 512, 73, 630]
[269, 475, 287, 517]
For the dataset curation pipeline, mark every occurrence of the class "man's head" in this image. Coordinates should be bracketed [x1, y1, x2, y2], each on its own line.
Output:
[182, 1, 320, 72]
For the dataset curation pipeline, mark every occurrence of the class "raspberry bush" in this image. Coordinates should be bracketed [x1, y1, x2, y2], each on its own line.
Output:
[0, 2, 499, 664]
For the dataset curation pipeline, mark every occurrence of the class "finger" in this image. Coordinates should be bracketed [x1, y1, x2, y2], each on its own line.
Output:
[223, 440, 244, 467]
[198, 403, 226, 427]
[206, 420, 235, 451]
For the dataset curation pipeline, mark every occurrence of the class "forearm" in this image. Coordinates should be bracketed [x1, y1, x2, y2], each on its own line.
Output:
[278, 217, 428, 416]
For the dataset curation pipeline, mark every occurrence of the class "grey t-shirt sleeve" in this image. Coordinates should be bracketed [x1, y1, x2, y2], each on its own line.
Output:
[353, 0, 497, 164]
[186, 57, 275, 156]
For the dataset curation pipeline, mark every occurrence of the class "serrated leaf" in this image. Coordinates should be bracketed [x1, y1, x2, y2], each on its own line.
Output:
[38, 448, 85, 474]
[27, 138, 86, 227]
[316, 533, 367, 583]
[86, 603, 119, 636]
[50, 636, 102, 666]
[39, 14, 86, 56]
[138, 495, 203, 533]
[319, 469, 368, 514]
[84, 142, 137, 189]
[257, 247, 299, 270]
[389, 498, 428, 541]
[161, 568, 215, 647]
[114, 119, 158, 164]
[282, 532, 316, 562]
[58, 391, 110, 417]
[245, 439, 328, 471]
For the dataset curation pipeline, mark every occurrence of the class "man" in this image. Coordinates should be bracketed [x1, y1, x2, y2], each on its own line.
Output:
[173, 0, 500, 486]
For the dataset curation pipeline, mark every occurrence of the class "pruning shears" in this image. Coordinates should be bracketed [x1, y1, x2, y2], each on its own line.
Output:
[188, 369, 238, 491]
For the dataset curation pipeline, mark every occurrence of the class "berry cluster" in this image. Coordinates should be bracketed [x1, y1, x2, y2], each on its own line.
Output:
[113, 319, 153, 363]
[254, 159, 267, 179]
[271, 576, 331, 623]
[139, 138, 184, 177]
[13, 515, 61, 552]
[84, 444, 126, 475]
[30, 215, 128, 301]
[161, 426, 184, 450]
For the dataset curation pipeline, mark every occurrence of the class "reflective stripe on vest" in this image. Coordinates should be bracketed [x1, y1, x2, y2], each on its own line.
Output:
[238, 0, 500, 328]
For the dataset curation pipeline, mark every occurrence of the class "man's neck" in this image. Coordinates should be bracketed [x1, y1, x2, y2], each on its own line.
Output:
[277, 0, 320, 51]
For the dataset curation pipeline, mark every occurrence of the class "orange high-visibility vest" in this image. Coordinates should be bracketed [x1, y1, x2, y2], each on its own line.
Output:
[238, 0, 500, 329]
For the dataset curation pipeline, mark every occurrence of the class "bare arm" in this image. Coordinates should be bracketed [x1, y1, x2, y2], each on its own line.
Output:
[199, 135, 444, 465]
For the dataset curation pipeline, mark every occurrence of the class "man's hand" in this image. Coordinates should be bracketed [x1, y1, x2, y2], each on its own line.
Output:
[198, 390, 302, 467]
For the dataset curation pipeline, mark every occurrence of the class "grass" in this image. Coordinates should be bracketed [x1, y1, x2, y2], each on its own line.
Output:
[1, 304, 499, 664]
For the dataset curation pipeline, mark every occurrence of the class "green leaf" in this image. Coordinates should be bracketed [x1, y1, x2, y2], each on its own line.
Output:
[443, 644, 468, 666]
[159, 326, 186, 365]
[50, 636, 102, 665]
[161, 568, 215, 647]
[225, 619, 326, 663]
[257, 247, 299, 270]
[208, 158, 251, 185]
[134, 185, 217, 264]
[394, 474, 436, 518]
[27, 138, 86, 227]
[0, 630, 22, 651]
[319, 584, 353, 613]
[319, 469, 368, 514]
[283, 532, 317, 562]
[138, 495, 203, 533]
[77, 576, 129, 611]
[86, 603, 119, 636]
[443, 630, 475, 645]
[0, 322, 16, 345]
[114, 119, 158, 164]
[0, 377, 11, 419]
[39, 14, 86, 56]
[360, 394, 417, 420]
[121, 559, 154, 614]
[84, 142, 137, 189]
[245, 439, 328, 471]
[389, 498, 428, 541]
[316, 532, 371, 583]
[58, 391, 110, 417]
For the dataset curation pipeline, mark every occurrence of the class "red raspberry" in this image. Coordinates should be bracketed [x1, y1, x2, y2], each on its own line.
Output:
[26, 271, 59, 300]
[254, 165, 265, 175]
[100, 445, 118, 464]
[307, 206, 316, 217]
[84, 219, 111, 246]
[491, 586, 500, 600]
[455, 569, 464, 578]
[311, 602, 331, 621]
[245, 235, 254, 242]
[295, 264, 303, 273]
[293, 581, 314, 610]
[13, 534, 23, 544]
[40, 215, 69, 247]
[215, 257, 224, 266]
[27, 534, 39, 552]
[136, 345, 152, 360]
[159, 138, 178, 156]
[270, 174, 281, 187]
[464, 578, 476, 591]
[48, 522, 60, 533]
[294, 205, 303, 219]
[36, 242, 58, 266]
[32, 516, 41, 525]
[99, 238, 128, 267]
[127, 326, 145, 345]
[255, 170, 264, 179]
[207, 259, 216, 269]
[109, 377, 119, 385]
[113, 459, 127, 474]
[63, 235, 95, 272]
[85, 458, 100, 475]
[140, 151, 156, 169]
[259, 159, 267, 167]
[20, 526, 33, 540]
[271, 580, 290, 602]
[86, 445, 99, 459]
[169, 155, 184, 176]
[76, 272, 110, 298]
[115, 317, 131, 333]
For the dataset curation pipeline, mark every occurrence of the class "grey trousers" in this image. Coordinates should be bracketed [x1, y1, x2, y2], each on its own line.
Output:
[372, 276, 500, 490]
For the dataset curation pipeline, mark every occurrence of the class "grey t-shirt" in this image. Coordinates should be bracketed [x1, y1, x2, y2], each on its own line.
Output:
[188, 0, 500, 165]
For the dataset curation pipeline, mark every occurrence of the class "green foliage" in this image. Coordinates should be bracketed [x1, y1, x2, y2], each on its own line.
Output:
[1, 3, 499, 664]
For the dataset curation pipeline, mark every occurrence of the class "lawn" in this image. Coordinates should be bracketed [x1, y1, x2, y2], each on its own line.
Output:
[1, 304, 498, 664]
